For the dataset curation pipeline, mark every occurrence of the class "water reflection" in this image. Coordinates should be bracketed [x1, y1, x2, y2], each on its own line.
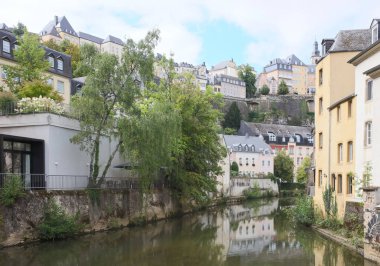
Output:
[0, 198, 375, 266]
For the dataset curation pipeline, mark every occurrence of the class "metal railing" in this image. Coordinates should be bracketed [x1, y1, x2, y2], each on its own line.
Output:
[0, 101, 75, 118]
[0, 173, 168, 190]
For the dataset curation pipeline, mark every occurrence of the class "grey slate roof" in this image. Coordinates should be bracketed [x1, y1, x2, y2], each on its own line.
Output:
[240, 122, 312, 138]
[41, 16, 77, 37]
[223, 135, 272, 153]
[329, 29, 371, 52]
[78, 32, 104, 44]
[103, 35, 124, 46]
[212, 60, 235, 70]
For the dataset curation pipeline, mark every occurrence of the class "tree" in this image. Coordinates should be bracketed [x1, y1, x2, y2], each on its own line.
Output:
[260, 85, 270, 95]
[238, 64, 257, 98]
[224, 127, 237, 135]
[3, 31, 49, 94]
[296, 157, 311, 184]
[73, 44, 100, 77]
[70, 30, 160, 187]
[222, 102, 241, 131]
[18, 80, 63, 102]
[12, 22, 27, 38]
[230, 161, 239, 177]
[277, 80, 289, 95]
[274, 150, 294, 182]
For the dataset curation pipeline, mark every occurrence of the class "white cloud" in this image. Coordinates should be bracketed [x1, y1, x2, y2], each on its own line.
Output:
[1, 0, 380, 70]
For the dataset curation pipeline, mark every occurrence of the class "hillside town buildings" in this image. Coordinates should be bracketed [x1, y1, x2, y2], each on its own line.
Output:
[257, 43, 320, 95]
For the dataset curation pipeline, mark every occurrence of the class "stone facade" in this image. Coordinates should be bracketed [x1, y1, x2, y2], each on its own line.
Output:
[363, 187, 380, 263]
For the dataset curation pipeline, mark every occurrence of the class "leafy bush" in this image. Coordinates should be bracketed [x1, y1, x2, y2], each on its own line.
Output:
[230, 161, 239, 177]
[0, 92, 17, 113]
[18, 80, 63, 102]
[224, 127, 237, 135]
[259, 85, 270, 95]
[16, 96, 65, 115]
[323, 187, 337, 217]
[38, 200, 82, 240]
[293, 196, 314, 226]
[0, 175, 25, 206]
[243, 182, 261, 199]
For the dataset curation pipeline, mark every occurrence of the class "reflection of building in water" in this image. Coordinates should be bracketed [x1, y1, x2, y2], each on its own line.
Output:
[229, 217, 276, 256]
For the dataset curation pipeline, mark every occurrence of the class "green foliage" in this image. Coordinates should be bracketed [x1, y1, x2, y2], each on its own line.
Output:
[223, 127, 237, 135]
[17, 80, 63, 102]
[274, 150, 294, 182]
[243, 182, 261, 199]
[296, 157, 311, 184]
[259, 85, 270, 95]
[238, 64, 257, 97]
[363, 162, 372, 187]
[71, 30, 160, 187]
[222, 102, 241, 130]
[230, 161, 239, 177]
[248, 110, 266, 123]
[277, 80, 289, 95]
[12, 22, 27, 38]
[293, 196, 315, 226]
[38, 200, 82, 240]
[74, 44, 99, 77]
[323, 186, 337, 217]
[3, 31, 49, 94]
[0, 175, 25, 206]
[0, 92, 17, 112]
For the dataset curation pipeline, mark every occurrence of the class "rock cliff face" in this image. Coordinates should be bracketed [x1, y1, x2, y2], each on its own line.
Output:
[0, 189, 178, 247]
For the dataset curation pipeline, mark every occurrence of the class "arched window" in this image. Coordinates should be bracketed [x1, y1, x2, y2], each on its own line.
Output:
[294, 134, 302, 143]
[57, 57, 63, 71]
[2, 38, 10, 53]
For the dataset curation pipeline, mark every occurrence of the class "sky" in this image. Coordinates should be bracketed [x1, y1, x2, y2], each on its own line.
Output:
[1, 0, 380, 72]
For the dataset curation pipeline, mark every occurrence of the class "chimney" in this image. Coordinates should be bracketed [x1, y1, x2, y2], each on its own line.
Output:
[321, 39, 335, 56]
[54, 16, 58, 25]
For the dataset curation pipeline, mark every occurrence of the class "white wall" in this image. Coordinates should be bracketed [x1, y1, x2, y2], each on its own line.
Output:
[354, 51, 380, 188]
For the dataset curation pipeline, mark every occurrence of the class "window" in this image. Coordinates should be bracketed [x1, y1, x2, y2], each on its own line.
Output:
[239, 158, 242, 166]
[47, 78, 53, 86]
[307, 134, 313, 144]
[365, 121, 372, 146]
[337, 105, 341, 122]
[57, 58, 63, 71]
[367, 80, 373, 101]
[262, 160, 264, 166]
[319, 97, 323, 115]
[347, 175, 353, 194]
[318, 170, 322, 187]
[338, 143, 343, 163]
[297, 157, 300, 165]
[347, 141, 353, 162]
[289, 146, 294, 155]
[331, 174, 336, 192]
[348, 100, 352, 118]
[298, 147, 302, 155]
[372, 26, 378, 44]
[1, 69, 7, 79]
[246, 158, 249, 166]
[48, 56, 55, 68]
[338, 174, 342, 193]
[319, 69, 323, 85]
[245, 145, 249, 152]
[252, 158, 255, 166]
[295, 134, 301, 143]
[319, 133, 323, 149]
[57, 80, 64, 94]
[2, 39, 10, 53]
[267, 161, 270, 166]
[268, 132, 276, 142]
[238, 145, 242, 152]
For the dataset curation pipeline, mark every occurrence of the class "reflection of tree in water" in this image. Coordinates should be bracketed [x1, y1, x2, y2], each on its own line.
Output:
[0, 215, 224, 266]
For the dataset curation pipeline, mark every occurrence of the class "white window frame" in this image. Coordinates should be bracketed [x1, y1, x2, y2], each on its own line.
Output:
[367, 80, 373, 101]
[268, 132, 276, 142]
[2, 39, 10, 53]
[347, 141, 353, 162]
[372, 26, 378, 44]
[338, 143, 343, 163]
[57, 58, 63, 71]
[365, 121, 372, 146]
[48, 56, 55, 68]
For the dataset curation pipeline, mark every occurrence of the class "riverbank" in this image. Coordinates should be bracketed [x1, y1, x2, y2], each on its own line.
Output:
[0, 189, 252, 249]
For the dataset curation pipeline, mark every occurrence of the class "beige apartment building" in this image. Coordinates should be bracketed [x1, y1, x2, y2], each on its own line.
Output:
[314, 29, 371, 218]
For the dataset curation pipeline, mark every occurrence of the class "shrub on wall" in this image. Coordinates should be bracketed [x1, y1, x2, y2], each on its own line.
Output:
[16, 96, 65, 115]
[0, 175, 25, 207]
[38, 200, 82, 240]
[17, 80, 63, 102]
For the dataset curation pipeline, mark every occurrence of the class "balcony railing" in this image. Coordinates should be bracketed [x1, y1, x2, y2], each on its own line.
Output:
[0, 173, 168, 190]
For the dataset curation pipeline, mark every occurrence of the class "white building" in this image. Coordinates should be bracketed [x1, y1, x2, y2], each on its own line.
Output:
[350, 19, 380, 189]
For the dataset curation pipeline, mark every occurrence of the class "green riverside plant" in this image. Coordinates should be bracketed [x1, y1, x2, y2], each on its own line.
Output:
[0, 175, 25, 207]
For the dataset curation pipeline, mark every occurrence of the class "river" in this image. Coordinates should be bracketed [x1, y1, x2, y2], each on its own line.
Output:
[0, 198, 375, 266]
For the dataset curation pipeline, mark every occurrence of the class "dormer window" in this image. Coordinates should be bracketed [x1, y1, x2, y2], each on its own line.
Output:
[238, 145, 242, 152]
[307, 134, 314, 144]
[48, 55, 55, 68]
[57, 57, 63, 71]
[268, 132, 276, 142]
[372, 25, 378, 44]
[295, 134, 301, 143]
[2, 38, 10, 53]
[245, 145, 249, 152]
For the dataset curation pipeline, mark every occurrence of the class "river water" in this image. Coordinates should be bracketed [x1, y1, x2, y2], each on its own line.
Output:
[0, 198, 375, 266]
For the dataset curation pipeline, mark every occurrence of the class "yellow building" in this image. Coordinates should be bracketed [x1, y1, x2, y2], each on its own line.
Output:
[257, 43, 320, 95]
[0, 24, 72, 104]
[314, 30, 371, 218]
